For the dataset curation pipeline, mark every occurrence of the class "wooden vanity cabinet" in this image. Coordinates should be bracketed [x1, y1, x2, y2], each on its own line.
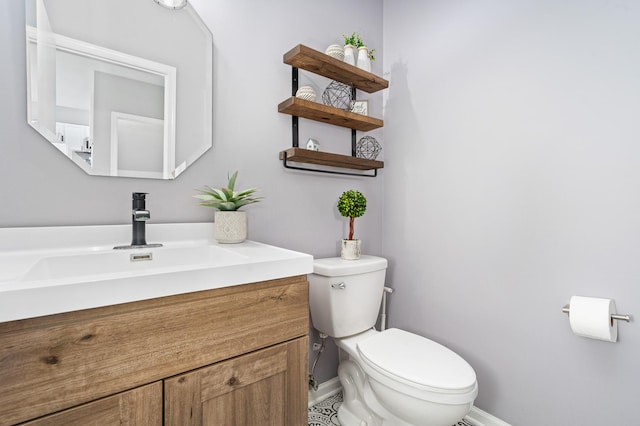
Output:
[0, 276, 309, 425]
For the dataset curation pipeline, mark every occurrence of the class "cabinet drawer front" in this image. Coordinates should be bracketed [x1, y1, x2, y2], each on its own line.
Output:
[0, 276, 309, 425]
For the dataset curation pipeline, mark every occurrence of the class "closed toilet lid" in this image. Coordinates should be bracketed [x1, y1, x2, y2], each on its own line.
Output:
[357, 328, 476, 392]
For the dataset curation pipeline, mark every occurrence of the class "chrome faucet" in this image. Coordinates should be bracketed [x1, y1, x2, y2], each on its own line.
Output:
[114, 192, 163, 249]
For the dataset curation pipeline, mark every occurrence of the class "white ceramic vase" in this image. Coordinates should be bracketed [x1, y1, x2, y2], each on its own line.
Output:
[357, 46, 371, 72]
[214, 211, 247, 244]
[343, 45, 356, 66]
[341, 239, 361, 260]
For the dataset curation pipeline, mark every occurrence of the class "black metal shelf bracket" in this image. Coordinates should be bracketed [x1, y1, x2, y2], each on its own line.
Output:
[281, 151, 378, 178]
[351, 87, 357, 156]
[292, 67, 299, 147]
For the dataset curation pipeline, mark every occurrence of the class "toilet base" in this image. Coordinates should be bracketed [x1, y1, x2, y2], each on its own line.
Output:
[338, 359, 381, 426]
[337, 354, 473, 426]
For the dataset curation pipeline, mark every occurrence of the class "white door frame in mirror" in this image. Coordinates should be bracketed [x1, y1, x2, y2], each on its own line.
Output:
[110, 112, 172, 179]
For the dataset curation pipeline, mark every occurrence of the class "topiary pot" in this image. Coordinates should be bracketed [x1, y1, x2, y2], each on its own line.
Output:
[341, 239, 361, 260]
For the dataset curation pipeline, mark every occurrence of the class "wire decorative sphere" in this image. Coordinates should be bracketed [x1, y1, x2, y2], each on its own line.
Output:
[356, 136, 382, 160]
[322, 81, 352, 110]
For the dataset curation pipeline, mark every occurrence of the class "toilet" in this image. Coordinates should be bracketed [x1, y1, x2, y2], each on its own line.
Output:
[308, 255, 478, 426]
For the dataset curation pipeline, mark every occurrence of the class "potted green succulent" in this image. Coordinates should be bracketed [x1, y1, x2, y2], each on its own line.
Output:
[194, 171, 262, 243]
[337, 189, 367, 260]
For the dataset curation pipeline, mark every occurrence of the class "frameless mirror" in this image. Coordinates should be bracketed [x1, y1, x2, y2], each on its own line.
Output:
[25, 0, 212, 179]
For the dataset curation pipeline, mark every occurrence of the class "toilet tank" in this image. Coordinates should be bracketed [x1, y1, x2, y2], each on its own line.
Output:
[308, 255, 388, 338]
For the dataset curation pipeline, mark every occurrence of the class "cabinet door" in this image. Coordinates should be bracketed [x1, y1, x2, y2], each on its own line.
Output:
[165, 337, 308, 426]
[21, 382, 162, 426]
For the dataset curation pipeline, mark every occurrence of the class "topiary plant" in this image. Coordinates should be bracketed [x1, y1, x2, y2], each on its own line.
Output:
[337, 190, 367, 240]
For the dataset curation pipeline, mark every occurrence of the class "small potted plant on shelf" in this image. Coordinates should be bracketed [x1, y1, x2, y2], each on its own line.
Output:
[194, 171, 262, 243]
[343, 32, 363, 47]
[342, 32, 375, 72]
[337, 189, 367, 260]
[342, 32, 361, 66]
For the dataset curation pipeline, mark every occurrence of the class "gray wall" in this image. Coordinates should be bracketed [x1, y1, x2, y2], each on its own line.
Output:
[383, 0, 640, 424]
[0, 0, 383, 382]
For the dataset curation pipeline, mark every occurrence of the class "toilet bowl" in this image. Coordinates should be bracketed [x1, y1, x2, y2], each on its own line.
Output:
[308, 256, 478, 426]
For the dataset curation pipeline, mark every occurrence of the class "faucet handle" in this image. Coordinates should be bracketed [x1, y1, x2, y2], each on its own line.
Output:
[133, 209, 150, 221]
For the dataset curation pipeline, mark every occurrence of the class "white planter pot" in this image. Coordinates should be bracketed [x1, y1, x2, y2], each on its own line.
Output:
[357, 46, 371, 72]
[343, 45, 356, 66]
[341, 239, 361, 260]
[214, 211, 247, 243]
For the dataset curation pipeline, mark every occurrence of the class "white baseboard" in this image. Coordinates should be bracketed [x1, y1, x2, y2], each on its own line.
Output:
[308, 376, 342, 408]
[466, 405, 512, 426]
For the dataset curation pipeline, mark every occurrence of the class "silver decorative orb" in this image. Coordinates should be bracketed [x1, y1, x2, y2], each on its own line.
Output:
[356, 136, 382, 160]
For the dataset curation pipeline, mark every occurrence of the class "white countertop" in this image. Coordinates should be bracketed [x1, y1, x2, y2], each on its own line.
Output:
[0, 223, 313, 322]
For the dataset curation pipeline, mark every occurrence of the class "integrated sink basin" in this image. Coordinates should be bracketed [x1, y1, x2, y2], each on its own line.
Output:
[20, 245, 248, 282]
[0, 223, 313, 322]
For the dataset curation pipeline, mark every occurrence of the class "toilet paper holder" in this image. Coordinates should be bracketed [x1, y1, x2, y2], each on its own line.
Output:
[562, 304, 631, 323]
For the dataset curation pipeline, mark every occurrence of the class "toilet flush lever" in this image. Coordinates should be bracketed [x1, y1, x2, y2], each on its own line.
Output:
[331, 282, 346, 290]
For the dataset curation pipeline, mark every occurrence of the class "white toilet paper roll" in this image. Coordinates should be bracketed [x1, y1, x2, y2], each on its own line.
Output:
[569, 296, 618, 342]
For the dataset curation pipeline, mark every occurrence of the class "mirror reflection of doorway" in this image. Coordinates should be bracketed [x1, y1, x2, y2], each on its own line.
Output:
[110, 112, 167, 179]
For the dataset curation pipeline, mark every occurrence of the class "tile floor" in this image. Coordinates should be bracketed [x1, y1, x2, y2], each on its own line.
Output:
[308, 391, 342, 425]
[308, 391, 477, 426]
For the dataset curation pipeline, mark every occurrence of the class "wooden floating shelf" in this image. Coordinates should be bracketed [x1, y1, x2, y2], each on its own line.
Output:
[284, 44, 389, 94]
[279, 43, 389, 177]
[278, 97, 383, 132]
[279, 148, 384, 171]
